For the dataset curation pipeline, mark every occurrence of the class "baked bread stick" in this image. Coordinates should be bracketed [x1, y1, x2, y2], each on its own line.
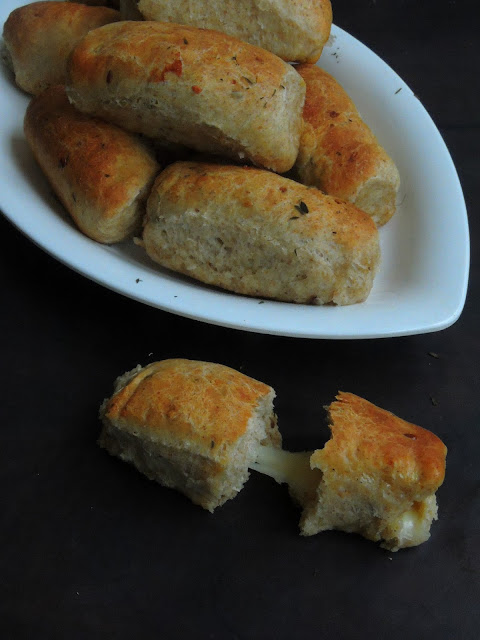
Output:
[99, 359, 281, 512]
[132, 0, 332, 63]
[142, 162, 380, 305]
[2, 1, 120, 95]
[295, 64, 400, 226]
[66, 21, 305, 173]
[24, 85, 160, 243]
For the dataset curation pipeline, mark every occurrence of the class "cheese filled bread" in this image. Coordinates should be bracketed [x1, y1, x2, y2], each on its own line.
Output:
[99, 359, 281, 512]
[253, 392, 447, 551]
[131, 0, 332, 64]
[2, 1, 120, 96]
[66, 21, 305, 173]
[24, 85, 160, 244]
[295, 65, 400, 226]
[142, 162, 380, 305]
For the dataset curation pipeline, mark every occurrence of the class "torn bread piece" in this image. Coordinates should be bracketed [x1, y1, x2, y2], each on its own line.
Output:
[24, 86, 160, 244]
[295, 65, 400, 226]
[99, 359, 281, 512]
[2, 1, 120, 96]
[252, 392, 447, 551]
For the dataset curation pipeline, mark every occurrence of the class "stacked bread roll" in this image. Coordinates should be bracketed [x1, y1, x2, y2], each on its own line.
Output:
[2, 0, 401, 306]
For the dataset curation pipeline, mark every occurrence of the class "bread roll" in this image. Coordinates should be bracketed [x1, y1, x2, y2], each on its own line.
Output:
[66, 21, 305, 173]
[134, 0, 332, 63]
[142, 162, 380, 305]
[24, 85, 160, 243]
[99, 359, 281, 512]
[2, 1, 120, 96]
[295, 65, 400, 226]
[256, 392, 446, 551]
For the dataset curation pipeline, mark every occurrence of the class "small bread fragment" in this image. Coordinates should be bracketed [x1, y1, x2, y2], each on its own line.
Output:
[134, 0, 332, 63]
[66, 21, 305, 173]
[99, 359, 281, 512]
[254, 392, 447, 551]
[24, 85, 160, 243]
[2, 1, 120, 96]
[143, 162, 380, 305]
[295, 65, 400, 226]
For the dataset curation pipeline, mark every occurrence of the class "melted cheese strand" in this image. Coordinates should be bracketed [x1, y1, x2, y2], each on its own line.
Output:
[251, 445, 321, 497]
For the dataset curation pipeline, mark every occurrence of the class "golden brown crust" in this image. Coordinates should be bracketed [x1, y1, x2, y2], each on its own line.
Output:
[24, 85, 160, 243]
[295, 65, 400, 226]
[296, 392, 447, 549]
[312, 392, 447, 498]
[66, 21, 305, 172]
[102, 359, 275, 461]
[136, 0, 332, 63]
[143, 162, 380, 305]
[99, 359, 280, 511]
[2, 2, 120, 95]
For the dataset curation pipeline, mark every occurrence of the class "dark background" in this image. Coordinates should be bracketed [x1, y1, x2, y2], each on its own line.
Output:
[1, 1, 478, 638]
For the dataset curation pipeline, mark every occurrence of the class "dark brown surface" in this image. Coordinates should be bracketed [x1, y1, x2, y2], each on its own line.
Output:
[1, 1, 479, 638]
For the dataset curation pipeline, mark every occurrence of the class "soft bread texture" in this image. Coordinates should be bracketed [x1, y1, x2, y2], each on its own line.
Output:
[293, 392, 447, 551]
[24, 85, 160, 244]
[2, 2, 120, 96]
[143, 162, 380, 305]
[133, 0, 332, 63]
[99, 359, 281, 512]
[66, 21, 305, 173]
[295, 65, 400, 226]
